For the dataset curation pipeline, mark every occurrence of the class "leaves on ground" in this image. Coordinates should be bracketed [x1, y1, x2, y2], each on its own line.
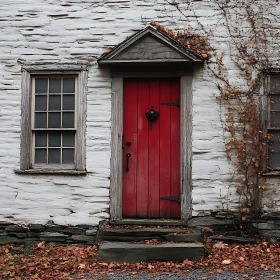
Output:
[0, 241, 280, 279]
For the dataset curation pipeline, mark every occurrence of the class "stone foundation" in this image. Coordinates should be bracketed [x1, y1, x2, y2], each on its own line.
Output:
[189, 211, 280, 241]
[1, 212, 280, 245]
[0, 221, 97, 245]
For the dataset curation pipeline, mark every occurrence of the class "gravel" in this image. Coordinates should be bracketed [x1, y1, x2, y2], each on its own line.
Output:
[75, 269, 280, 279]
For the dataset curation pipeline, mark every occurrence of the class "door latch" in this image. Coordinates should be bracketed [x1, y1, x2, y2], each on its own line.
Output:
[126, 153, 131, 172]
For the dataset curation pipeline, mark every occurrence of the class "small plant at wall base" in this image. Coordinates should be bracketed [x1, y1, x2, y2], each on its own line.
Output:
[163, 0, 280, 230]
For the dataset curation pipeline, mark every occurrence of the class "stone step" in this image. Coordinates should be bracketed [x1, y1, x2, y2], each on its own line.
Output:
[109, 219, 185, 226]
[99, 228, 200, 242]
[208, 236, 255, 244]
[98, 242, 205, 263]
[166, 232, 202, 242]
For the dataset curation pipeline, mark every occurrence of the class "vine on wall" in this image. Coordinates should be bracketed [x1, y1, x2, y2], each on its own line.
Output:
[163, 0, 280, 225]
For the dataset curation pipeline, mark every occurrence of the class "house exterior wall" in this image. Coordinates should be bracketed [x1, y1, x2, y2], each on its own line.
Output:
[0, 0, 280, 230]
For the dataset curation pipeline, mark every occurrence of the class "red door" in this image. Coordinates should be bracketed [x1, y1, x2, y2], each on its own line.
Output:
[122, 78, 180, 219]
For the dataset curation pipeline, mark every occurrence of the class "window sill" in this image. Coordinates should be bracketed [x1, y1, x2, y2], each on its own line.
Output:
[262, 171, 280, 176]
[14, 169, 87, 175]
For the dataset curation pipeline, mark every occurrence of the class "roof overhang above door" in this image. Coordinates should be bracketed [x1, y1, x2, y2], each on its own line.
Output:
[98, 25, 205, 66]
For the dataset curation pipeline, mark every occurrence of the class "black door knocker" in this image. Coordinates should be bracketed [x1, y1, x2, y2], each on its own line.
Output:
[146, 106, 159, 130]
[146, 106, 159, 122]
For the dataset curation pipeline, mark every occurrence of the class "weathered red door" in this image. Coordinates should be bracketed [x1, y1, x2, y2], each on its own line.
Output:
[122, 78, 180, 219]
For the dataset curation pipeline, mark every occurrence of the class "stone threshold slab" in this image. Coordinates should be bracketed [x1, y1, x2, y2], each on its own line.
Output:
[100, 228, 193, 236]
[109, 219, 186, 226]
[99, 242, 205, 263]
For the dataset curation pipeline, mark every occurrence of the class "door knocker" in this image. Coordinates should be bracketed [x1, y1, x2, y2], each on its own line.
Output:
[146, 106, 159, 130]
[146, 106, 159, 122]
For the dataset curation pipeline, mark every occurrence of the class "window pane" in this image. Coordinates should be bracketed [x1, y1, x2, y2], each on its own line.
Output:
[49, 95, 61, 111]
[35, 132, 47, 147]
[270, 131, 280, 148]
[268, 131, 280, 169]
[62, 131, 75, 147]
[270, 111, 280, 127]
[62, 148, 74, 164]
[269, 152, 280, 169]
[63, 78, 75, 93]
[35, 78, 48, 94]
[63, 95, 75, 110]
[35, 149, 47, 164]
[270, 141, 280, 153]
[271, 75, 280, 94]
[270, 95, 280, 111]
[48, 148, 61, 164]
[49, 78, 61, 93]
[49, 131, 61, 147]
[48, 112, 61, 128]
[35, 113, 47, 128]
[62, 112, 74, 128]
[35, 96, 47, 111]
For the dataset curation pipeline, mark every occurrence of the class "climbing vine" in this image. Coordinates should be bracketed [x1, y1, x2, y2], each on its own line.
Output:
[161, 0, 280, 225]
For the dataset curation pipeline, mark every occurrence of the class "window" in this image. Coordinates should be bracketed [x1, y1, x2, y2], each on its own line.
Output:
[266, 73, 280, 171]
[18, 66, 87, 174]
[32, 76, 76, 167]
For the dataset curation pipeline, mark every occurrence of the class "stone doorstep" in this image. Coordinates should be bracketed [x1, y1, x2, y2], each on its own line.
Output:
[166, 232, 202, 242]
[99, 228, 200, 242]
[100, 228, 194, 236]
[102, 236, 163, 241]
[109, 219, 186, 226]
[98, 242, 205, 263]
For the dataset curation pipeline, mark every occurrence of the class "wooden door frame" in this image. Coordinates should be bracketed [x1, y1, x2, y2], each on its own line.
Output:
[110, 71, 193, 222]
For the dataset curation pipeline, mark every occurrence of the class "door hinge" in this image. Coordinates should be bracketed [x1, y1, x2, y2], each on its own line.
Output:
[161, 100, 180, 107]
[160, 195, 181, 202]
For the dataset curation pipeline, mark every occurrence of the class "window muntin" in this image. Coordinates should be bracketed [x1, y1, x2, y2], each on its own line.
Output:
[268, 74, 280, 170]
[31, 76, 77, 167]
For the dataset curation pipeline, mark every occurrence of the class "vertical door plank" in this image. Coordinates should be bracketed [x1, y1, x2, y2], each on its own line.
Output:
[159, 80, 171, 218]
[137, 80, 149, 217]
[170, 78, 181, 218]
[122, 79, 138, 217]
[148, 80, 160, 218]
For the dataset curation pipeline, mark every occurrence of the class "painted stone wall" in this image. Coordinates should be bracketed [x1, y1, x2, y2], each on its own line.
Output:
[0, 0, 280, 230]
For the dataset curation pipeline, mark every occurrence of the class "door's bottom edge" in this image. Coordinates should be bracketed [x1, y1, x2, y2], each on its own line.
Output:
[109, 218, 186, 226]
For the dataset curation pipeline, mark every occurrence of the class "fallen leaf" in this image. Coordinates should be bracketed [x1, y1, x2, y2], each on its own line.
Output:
[213, 242, 227, 249]
[108, 263, 114, 269]
[183, 259, 194, 266]
[78, 263, 86, 269]
[37, 242, 45, 249]
[222, 259, 232, 265]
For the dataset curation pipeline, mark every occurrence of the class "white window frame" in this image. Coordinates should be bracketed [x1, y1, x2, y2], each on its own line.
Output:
[19, 65, 87, 174]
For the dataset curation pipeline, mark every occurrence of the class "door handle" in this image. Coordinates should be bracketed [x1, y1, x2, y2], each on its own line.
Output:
[126, 153, 131, 172]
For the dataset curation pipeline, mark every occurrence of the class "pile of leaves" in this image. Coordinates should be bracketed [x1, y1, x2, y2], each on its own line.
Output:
[1, 241, 280, 279]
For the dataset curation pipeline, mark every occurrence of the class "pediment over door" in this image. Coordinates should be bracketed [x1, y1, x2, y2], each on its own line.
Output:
[98, 25, 205, 65]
